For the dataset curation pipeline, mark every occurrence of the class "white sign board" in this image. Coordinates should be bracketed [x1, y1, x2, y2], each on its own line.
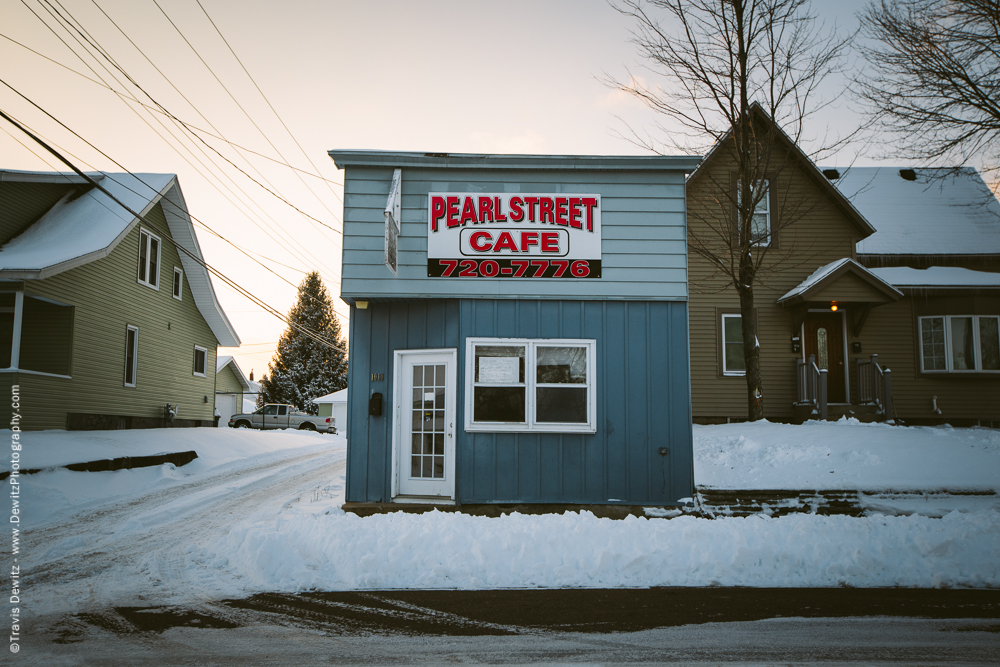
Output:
[427, 193, 601, 278]
[478, 357, 520, 384]
[384, 169, 402, 276]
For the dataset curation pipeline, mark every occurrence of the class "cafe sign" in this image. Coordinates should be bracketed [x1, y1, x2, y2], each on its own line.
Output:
[427, 193, 602, 278]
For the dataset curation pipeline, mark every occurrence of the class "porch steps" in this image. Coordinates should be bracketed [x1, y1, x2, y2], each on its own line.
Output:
[695, 488, 998, 518]
[696, 489, 864, 518]
[791, 403, 884, 424]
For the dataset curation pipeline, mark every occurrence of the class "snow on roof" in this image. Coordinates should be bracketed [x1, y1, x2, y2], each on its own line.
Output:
[217, 355, 234, 372]
[827, 167, 1000, 256]
[0, 171, 174, 274]
[0, 170, 240, 346]
[217, 355, 252, 391]
[311, 388, 347, 404]
[869, 266, 1000, 288]
[779, 258, 853, 301]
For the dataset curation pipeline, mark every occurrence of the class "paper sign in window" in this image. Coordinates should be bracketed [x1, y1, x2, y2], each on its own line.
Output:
[479, 357, 520, 384]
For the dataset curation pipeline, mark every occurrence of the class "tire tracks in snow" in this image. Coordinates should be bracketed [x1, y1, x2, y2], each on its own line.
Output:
[24, 446, 346, 611]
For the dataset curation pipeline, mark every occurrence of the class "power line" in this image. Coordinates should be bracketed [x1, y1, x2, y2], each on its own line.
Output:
[148, 0, 343, 223]
[0, 32, 344, 188]
[193, 0, 343, 207]
[37, 0, 344, 239]
[0, 76, 347, 310]
[11, 2, 345, 281]
[0, 106, 342, 350]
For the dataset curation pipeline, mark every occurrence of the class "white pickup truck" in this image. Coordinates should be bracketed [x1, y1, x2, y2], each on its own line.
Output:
[228, 404, 336, 433]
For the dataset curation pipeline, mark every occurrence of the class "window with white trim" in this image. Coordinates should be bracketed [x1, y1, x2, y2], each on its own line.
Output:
[465, 338, 596, 433]
[738, 179, 770, 245]
[721, 314, 745, 375]
[172, 267, 183, 300]
[124, 325, 138, 387]
[137, 229, 161, 289]
[193, 345, 207, 377]
[919, 315, 1000, 373]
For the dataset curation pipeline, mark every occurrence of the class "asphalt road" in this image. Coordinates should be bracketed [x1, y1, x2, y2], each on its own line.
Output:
[27, 587, 1000, 666]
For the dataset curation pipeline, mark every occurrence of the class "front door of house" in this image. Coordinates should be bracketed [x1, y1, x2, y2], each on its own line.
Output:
[394, 349, 457, 500]
[804, 313, 846, 403]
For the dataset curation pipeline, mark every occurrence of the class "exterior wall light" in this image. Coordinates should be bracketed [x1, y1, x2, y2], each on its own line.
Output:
[830, 302, 838, 312]
[356, 300, 369, 309]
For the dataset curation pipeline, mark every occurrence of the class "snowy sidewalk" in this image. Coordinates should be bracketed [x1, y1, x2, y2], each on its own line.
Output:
[12, 421, 1000, 611]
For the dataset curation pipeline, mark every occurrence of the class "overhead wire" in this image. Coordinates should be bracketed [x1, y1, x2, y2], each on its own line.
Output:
[0, 32, 344, 187]
[0, 106, 342, 350]
[14, 0, 344, 283]
[193, 0, 343, 207]
[147, 0, 343, 230]
[0, 78, 349, 319]
[39, 0, 343, 240]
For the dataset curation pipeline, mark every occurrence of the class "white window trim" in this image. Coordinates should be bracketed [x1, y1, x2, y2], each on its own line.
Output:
[193, 345, 208, 377]
[464, 337, 597, 434]
[919, 315, 1000, 373]
[721, 313, 745, 376]
[172, 266, 183, 301]
[738, 179, 771, 246]
[137, 228, 162, 290]
[124, 325, 138, 388]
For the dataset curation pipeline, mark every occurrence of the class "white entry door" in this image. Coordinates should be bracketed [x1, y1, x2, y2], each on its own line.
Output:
[394, 349, 457, 500]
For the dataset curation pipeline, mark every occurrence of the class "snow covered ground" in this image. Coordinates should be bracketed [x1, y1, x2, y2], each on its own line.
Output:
[9, 420, 1000, 617]
[695, 419, 1000, 492]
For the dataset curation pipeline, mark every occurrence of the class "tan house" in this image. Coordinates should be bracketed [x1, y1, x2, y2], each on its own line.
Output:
[687, 110, 1000, 426]
[0, 170, 240, 430]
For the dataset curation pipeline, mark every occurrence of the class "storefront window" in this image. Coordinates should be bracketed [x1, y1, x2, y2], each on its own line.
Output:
[467, 338, 596, 432]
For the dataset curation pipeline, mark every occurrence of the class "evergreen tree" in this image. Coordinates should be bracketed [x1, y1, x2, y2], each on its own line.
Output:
[258, 272, 347, 413]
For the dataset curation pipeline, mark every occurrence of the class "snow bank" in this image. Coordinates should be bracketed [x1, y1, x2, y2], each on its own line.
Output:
[695, 419, 1000, 492]
[201, 506, 1000, 592]
[8, 426, 337, 471]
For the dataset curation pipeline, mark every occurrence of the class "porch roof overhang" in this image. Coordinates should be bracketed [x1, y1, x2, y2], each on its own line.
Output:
[778, 259, 904, 337]
[777, 258, 903, 307]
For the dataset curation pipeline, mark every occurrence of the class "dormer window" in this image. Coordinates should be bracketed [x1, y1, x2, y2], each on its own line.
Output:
[138, 229, 161, 289]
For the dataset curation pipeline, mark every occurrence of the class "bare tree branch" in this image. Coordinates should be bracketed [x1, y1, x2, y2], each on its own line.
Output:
[857, 0, 1000, 187]
[606, 0, 852, 420]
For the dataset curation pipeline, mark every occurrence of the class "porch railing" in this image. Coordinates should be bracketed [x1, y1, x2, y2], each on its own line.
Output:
[855, 354, 894, 420]
[795, 355, 827, 421]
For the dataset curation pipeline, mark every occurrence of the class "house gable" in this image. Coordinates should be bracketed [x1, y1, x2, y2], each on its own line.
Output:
[686, 109, 885, 421]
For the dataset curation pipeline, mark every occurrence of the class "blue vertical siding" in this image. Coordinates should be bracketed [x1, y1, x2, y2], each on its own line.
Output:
[345, 298, 694, 505]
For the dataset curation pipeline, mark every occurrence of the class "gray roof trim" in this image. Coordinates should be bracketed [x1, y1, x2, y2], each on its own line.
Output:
[0, 169, 98, 185]
[158, 180, 240, 347]
[328, 150, 702, 172]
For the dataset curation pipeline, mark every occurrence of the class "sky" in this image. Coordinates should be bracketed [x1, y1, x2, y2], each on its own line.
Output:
[2, 0, 880, 378]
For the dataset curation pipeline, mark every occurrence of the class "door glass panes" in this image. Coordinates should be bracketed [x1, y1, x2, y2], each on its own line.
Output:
[473, 345, 526, 423]
[816, 327, 829, 370]
[921, 317, 946, 370]
[535, 346, 588, 423]
[950, 317, 975, 370]
[411, 363, 446, 479]
[979, 317, 1000, 371]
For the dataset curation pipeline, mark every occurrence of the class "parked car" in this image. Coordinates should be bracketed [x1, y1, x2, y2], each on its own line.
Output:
[228, 404, 336, 433]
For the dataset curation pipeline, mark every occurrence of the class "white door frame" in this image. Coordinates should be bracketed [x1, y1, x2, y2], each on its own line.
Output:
[390, 348, 458, 502]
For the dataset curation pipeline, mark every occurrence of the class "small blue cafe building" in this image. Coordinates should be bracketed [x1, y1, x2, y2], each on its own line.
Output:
[328, 151, 699, 507]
